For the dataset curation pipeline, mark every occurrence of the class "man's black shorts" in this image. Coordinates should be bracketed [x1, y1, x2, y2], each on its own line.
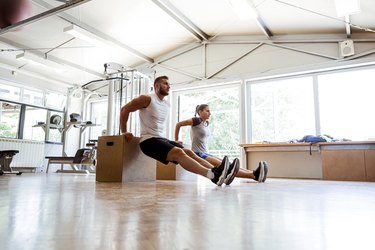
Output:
[139, 137, 183, 164]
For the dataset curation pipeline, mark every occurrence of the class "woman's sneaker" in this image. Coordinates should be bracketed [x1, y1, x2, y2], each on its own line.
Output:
[224, 158, 240, 185]
[253, 161, 265, 182]
[211, 156, 229, 186]
[261, 161, 269, 182]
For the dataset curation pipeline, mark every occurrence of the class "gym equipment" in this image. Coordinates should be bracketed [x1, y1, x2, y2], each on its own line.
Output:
[96, 136, 155, 182]
[45, 147, 96, 174]
[69, 113, 81, 122]
[0, 150, 22, 175]
[50, 114, 62, 125]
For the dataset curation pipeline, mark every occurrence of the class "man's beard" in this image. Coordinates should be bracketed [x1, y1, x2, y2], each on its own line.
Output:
[159, 88, 169, 96]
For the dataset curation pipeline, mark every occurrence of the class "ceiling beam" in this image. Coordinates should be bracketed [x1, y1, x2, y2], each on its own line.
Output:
[0, 0, 91, 35]
[205, 35, 375, 44]
[155, 43, 203, 65]
[0, 62, 75, 87]
[153, 63, 204, 81]
[33, 0, 153, 63]
[0, 37, 102, 78]
[0, 37, 103, 77]
[340, 47, 375, 60]
[245, 1, 272, 38]
[208, 43, 264, 79]
[151, 0, 210, 42]
[255, 16, 273, 38]
[265, 42, 338, 60]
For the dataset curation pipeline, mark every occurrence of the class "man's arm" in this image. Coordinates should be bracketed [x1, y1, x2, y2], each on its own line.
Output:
[120, 95, 151, 137]
[174, 118, 193, 142]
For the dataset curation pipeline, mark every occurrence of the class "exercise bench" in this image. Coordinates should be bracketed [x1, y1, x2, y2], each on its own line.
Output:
[45, 148, 95, 174]
[0, 150, 22, 175]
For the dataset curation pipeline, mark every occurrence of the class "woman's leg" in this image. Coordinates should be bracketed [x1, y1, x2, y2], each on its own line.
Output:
[204, 155, 256, 179]
[236, 168, 255, 179]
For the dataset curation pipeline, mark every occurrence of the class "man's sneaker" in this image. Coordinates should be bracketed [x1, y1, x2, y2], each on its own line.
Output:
[262, 161, 269, 182]
[224, 158, 240, 185]
[253, 161, 265, 182]
[211, 156, 229, 186]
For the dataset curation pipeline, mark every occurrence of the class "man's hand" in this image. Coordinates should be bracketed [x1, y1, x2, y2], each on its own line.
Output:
[122, 132, 134, 142]
[175, 141, 184, 148]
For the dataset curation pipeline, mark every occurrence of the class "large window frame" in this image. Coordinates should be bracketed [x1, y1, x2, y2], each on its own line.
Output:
[0, 99, 65, 143]
[171, 83, 242, 158]
[0, 101, 21, 139]
[0, 81, 66, 143]
[247, 76, 316, 143]
[246, 65, 375, 143]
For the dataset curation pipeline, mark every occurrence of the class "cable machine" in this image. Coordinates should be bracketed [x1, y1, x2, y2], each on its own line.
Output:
[81, 63, 154, 137]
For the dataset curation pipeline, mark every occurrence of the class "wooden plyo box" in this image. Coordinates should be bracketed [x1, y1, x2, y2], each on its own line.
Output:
[96, 135, 155, 182]
[156, 161, 197, 181]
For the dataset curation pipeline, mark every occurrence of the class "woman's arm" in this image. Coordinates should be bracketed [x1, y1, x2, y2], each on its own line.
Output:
[174, 118, 193, 142]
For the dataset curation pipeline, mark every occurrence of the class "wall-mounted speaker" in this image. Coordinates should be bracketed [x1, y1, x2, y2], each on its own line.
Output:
[339, 40, 355, 58]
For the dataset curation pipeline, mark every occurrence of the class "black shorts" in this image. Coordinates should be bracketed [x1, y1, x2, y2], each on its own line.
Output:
[139, 137, 183, 164]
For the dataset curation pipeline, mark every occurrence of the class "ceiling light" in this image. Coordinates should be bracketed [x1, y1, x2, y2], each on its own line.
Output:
[64, 25, 110, 49]
[334, 0, 361, 17]
[16, 52, 65, 73]
[228, 0, 258, 20]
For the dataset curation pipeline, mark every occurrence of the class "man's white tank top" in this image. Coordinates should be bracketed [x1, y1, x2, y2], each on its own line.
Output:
[139, 93, 170, 142]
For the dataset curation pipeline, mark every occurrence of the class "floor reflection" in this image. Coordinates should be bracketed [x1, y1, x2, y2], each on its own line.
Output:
[1, 174, 375, 250]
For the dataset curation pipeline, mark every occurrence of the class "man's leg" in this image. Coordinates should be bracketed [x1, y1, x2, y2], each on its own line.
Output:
[167, 147, 230, 186]
[166, 147, 210, 177]
[140, 138, 229, 185]
[183, 149, 216, 169]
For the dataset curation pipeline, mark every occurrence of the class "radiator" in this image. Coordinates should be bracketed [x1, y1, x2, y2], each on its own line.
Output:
[0, 138, 45, 168]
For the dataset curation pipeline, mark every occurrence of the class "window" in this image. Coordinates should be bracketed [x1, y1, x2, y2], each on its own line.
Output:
[318, 69, 375, 140]
[249, 77, 315, 142]
[23, 107, 47, 141]
[0, 101, 21, 138]
[0, 82, 65, 142]
[88, 100, 108, 140]
[176, 86, 240, 158]
[21, 107, 64, 143]
[23, 89, 44, 106]
[46, 92, 66, 109]
[0, 82, 21, 101]
[47, 111, 64, 143]
[248, 67, 375, 143]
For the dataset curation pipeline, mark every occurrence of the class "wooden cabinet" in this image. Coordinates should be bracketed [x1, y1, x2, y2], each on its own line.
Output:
[241, 141, 375, 182]
[365, 150, 375, 181]
[321, 150, 366, 181]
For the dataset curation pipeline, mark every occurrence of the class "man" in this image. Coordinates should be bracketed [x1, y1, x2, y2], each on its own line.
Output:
[120, 76, 239, 186]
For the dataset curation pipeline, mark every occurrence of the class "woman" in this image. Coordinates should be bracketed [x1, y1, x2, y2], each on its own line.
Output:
[175, 104, 268, 183]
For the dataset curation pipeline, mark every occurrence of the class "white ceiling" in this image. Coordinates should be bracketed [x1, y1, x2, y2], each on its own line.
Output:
[1, 0, 375, 91]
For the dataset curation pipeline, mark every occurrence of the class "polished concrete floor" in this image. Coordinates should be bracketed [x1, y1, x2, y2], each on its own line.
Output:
[1, 173, 375, 250]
